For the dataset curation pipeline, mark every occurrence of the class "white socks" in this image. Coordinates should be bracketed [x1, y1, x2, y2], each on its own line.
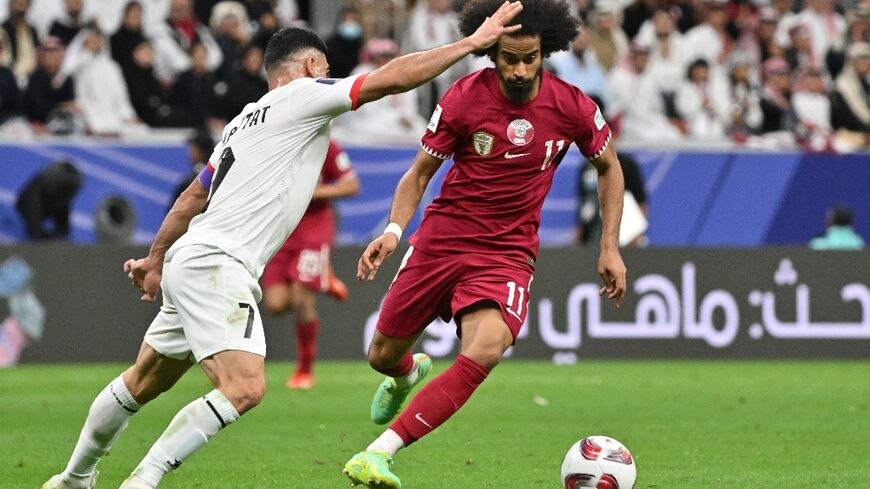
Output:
[132, 389, 239, 487]
[366, 429, 405, 457]
[63, 376, 141, 479]
[394, 361, 420, 389]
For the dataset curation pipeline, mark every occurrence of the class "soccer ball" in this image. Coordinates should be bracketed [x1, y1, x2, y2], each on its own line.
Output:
[560, 436, 636, 489]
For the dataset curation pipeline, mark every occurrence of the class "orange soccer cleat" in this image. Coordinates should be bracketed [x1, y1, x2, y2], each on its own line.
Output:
[326, 267, 348, 302]
[286, 370, 315, 389]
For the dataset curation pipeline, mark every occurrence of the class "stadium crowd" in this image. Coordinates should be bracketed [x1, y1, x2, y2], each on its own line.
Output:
[0, 0, 869, 150]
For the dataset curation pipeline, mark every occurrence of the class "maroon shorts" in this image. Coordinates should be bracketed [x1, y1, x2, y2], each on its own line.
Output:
[261, 242, 331, 293]
[376, 247, 534, 341]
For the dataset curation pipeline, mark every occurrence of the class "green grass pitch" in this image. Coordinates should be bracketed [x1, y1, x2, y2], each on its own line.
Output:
[2, 360, 869, 488]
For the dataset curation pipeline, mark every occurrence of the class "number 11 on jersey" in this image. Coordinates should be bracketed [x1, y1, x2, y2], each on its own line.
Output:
[506, 281, 526, 320]
[541, 139, 565, 170]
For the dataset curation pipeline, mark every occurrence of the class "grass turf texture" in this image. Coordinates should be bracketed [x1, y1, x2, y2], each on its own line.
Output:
[2, 361, 869, 489]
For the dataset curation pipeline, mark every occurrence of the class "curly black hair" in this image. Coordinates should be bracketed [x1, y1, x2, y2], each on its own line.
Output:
[459, 0, 581, 57]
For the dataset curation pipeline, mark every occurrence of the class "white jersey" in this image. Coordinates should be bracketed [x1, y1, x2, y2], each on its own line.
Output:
[169, 74, 367, 278]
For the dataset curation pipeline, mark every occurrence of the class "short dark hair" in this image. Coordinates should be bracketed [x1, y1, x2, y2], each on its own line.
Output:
[830, 205, 854, 226]
[459, 0, 581, 57]
[264, 27, 327, 73]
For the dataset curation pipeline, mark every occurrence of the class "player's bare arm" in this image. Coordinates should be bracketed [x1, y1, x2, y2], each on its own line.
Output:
[358, 150, 444, 282]
[124, 178, 209, 302]
[590, 143, 628, 307]
[355, 1, 523, 107]
[311, 172, 360, 201]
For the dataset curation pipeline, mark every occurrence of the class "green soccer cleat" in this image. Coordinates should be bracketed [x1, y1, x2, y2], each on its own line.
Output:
[40, 472, 98, 489]
[371, 353, 431, 425]
[342, 450, 401, 489]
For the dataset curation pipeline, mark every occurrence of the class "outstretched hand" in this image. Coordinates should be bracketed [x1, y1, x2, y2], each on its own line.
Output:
[357, 233, 399, 282]
[467, 1, 524, 51]
[598, 249, 627, 308]
[124, 257, 162, 302]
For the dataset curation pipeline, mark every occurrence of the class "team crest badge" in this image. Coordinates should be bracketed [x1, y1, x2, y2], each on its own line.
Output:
[507, 119, 534, 146]
[472, 131, 495, 156]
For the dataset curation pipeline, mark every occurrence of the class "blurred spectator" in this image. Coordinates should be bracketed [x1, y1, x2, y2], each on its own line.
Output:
[608, 43, 683, 142]
[23, 36, 75, 128]
[567, 0, 594, 24]
[725, 53, 763, 137]
[0, 39, 21, 123]
[110, 1, 146, 71]
[792, 67, 831, 150]
[796, 0, 845, 63]
[675, 58, 730, 139]
[759, 56, 795, 134]
[784, 23, 821, 72]
[48, 0, 87, 46]
[684, 0, 732, 67]
[586, 2, 629, 72]
[169, 129, 213, 207]
[273, 0, 301, 28]
[219, 43, 266, 120]
[402, 0, 463, 116]
[251, 9, 279, 52]
[59, 28, 143, 136]
[2, 0, 39, 80]
[122, 40, 191, 127]
[622, 0, 656, 40]
[0, 29, 11, 66]
[333, 38, 426, 144]
[577, 153, 647, 246]
[209, 1, 251, 81]
[772, 0, 799, 47]
[347, 0, 404, 41]
[637, 9, 689, 114]
[150, 0, 223, 81]
[16, 160, 81, 240]
[171, 41, 219, 127]
[550, 26, 612, 112]
[827, 6, 870, 78]
[809, 205, 865, 250]
[832, 42, 870, 134]
[747, 7, 784, 65]
[325, 7, 364, 79]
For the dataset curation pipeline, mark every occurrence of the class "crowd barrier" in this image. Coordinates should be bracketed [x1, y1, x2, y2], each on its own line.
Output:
[3, 245, 867, 363]
[1, 141, 868, 246]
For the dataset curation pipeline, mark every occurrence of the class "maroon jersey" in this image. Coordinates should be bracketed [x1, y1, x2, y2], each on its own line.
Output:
[284, 140, 354, 247]
[411, 68, 611, 263]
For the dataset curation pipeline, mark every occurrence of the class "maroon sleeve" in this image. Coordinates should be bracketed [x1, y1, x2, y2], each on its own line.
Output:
[420, 83, 464, 160]
[574, 92, 612, 159]
[321, 140, 354, 184]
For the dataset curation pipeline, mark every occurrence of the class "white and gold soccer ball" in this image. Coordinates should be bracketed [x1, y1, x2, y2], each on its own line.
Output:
[560, 436, 636, 489]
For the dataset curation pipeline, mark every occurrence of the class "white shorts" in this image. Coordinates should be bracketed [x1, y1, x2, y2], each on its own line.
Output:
[144, 244, 266, 363]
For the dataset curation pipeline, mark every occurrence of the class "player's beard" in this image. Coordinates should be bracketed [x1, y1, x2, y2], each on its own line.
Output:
[504, 68, 541, 103]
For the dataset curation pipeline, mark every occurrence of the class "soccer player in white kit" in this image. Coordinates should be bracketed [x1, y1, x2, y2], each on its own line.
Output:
[40, 4, 524, 489]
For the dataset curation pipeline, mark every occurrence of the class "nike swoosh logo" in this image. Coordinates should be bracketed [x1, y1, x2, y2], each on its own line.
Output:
[504, 151, 530, 159]
[415, 412, 434, 429]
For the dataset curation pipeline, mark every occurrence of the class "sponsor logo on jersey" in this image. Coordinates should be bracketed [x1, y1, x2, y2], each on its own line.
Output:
[504, 150, 530, 159]
[594, 106, 606, 130]
[507, 118, 534, 146]
[427, 104, 443, 133]
[472, 131, 495, 156]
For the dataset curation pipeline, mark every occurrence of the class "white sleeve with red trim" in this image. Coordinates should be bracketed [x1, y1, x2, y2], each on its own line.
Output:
[287, 73, 368, 122]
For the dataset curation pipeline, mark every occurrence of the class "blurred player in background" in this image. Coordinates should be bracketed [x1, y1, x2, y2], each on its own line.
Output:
[262, 139, 360, 389]
[343, 1, 627, 487]
[40, 5, 524, 488]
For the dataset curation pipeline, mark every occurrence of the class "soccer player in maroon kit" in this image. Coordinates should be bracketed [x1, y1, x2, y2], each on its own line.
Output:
[261, 139, 360, 389]
[343, 0, 627, 487]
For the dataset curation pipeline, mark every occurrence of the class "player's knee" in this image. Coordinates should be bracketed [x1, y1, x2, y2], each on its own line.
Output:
[224, 378, 266, 414]
[462, 344, 505, 371]
[263, 293, 290, 315]
[366, 347, 399, 373]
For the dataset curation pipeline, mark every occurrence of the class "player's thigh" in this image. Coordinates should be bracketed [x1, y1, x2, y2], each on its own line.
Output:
[170, 246, 266, 363]
[452, 262, 534, 342]
[375, 247, 456, 341]
[123, 341, 193, 404]
[199, 349, 265, 415]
